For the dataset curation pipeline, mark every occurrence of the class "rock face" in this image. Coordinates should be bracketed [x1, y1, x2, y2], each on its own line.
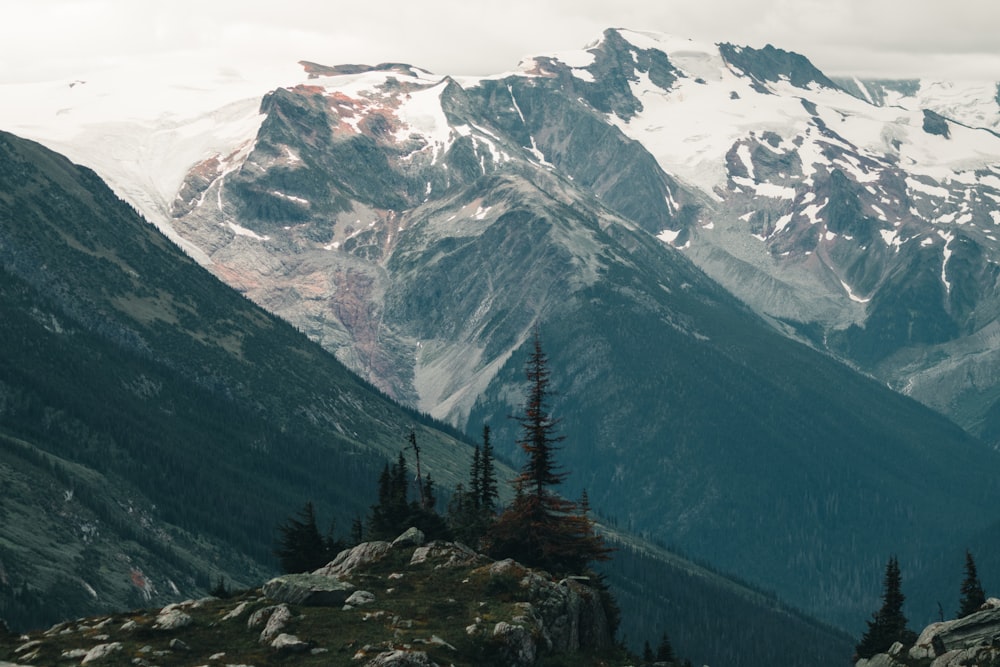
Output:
[859, 598, 1000, 667]
[467, 559, 614, 666]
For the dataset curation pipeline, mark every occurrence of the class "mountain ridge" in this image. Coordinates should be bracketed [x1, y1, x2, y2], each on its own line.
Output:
[4, 28, 1000, 634]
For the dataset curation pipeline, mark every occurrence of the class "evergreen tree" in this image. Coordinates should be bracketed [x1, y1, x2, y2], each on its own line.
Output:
[642, 640, 654, 663]
[855, 556, 917, 659]
[958, 549, 987, 617]
[486, 329, 611, 574]
[479, 423, 498, 515]
[274, 501, 338, 573]
[368, 450, 451, 541]
[656, 630, 675, 662]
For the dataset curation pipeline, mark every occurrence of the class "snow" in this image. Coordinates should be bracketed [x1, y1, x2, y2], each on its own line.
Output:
[879, 229, 902, 250]
[773, 213, 793, 234]
[802, 199, 827, 224]
[226, 222, 270, 241]
[393, 78, 454, 162]
[658, 228, 681, 245]
[939, 230, 955, 293]
[907, 177, 950, 200]
[840, 279, 871, 303]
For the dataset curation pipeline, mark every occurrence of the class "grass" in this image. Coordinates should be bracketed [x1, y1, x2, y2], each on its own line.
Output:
[0, 540, 635, 667]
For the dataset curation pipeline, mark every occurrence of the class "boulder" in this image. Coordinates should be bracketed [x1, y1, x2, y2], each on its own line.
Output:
[492, 621, 536, 667]
[391, 527, 426, 548]
[410, 541, 487, 569]
[271, 633, 311, 653]
[935, 605, 1000, 652]
[258, 604, 293, 644]
[153, 607, 192, 630]
[344, 590, 376, 607]
[81, 642, 123, 664]
[315, 541, 392, 578]
[364, 648, 433, 666]
[263, 573, 355, 606]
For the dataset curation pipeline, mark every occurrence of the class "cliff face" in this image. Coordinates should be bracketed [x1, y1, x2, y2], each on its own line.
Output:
[0, 529, 623, 667]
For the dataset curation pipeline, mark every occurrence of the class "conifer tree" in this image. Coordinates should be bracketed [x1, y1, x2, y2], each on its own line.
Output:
[274, 501, 339, 573]
[479, 424, 498, 515]
[486, 329, 611, 574]
[656, 630, 675, 662]
[855, 556, 916, 659]
[642, 640, 654, 663]
[958, 549, 987, 617]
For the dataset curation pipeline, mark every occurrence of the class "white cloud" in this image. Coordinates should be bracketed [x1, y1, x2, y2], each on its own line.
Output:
[2, 0, 998, 84]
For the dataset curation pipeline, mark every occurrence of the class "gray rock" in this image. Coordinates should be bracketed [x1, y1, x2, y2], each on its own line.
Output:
[936, 605, 1000, 652]
[259, 603, 293, 643]
[492, 621, 536, 667]
[153, 607, 192, 630]
[221, 601, 250, 621]
[391, 527, 426, 548]
[344, 590, 376, 607]
[59, 648, 89, 659]
[315, 541, 392, 578]
[81, 642, 123, 664]
[169, 638, 189, 651]
[409, 541, 486, 569]
[271, 632, 311, 653]
[263, 573, 355, 606]
[364, 649, 432, 666]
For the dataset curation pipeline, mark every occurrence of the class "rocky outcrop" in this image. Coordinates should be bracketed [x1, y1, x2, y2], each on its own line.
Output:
[0, 530, 620, 667]
[858, 598, 1000, 667]
[262, 573, 355, 606]
[465, 558, 614, 666]
[315, 541, 393, 578]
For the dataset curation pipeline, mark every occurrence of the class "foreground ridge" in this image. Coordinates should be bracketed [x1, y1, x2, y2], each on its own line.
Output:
[0, 529, 631, 667]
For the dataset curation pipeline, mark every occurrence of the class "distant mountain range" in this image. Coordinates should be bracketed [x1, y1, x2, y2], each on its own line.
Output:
[3, 28, 1000, 640]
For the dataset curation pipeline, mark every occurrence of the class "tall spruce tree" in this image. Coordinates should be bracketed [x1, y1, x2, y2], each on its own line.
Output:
[479, 424, 498, 515]
[486, 329, 611, 574]
[274, 501, 341, 573]
[855, 556, 917, 659]
[958, 549, 987, 617]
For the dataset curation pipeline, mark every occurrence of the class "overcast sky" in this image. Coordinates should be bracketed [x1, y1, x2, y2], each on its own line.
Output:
[2, 0, 999, 85]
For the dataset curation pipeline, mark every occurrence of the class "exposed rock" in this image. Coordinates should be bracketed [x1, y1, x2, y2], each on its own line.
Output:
[410, 541, 487, 569]
[169, 637, 189, 651]
[315, 541, 392, 578]
[364, 648, 433, 666]
[391, 527, 426, 548]
[262, 573, 355, 606]
[221, 600, 250, 620]
[869, 603, 1000, 666]
[119, 620, 138, 632]
[153, 607, 192, 630]
[344, 590, 377, 607]
[81, 641, 123, 664]
[492, 621, 536, 667]
[60, 648, 89, 659]
[258, 603, 293, 644]
[935, 605, 1000, 652]
[271, 632, 311, 653]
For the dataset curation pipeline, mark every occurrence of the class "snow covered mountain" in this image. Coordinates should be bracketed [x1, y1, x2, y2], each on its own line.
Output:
[5, 28, 1000, 632]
